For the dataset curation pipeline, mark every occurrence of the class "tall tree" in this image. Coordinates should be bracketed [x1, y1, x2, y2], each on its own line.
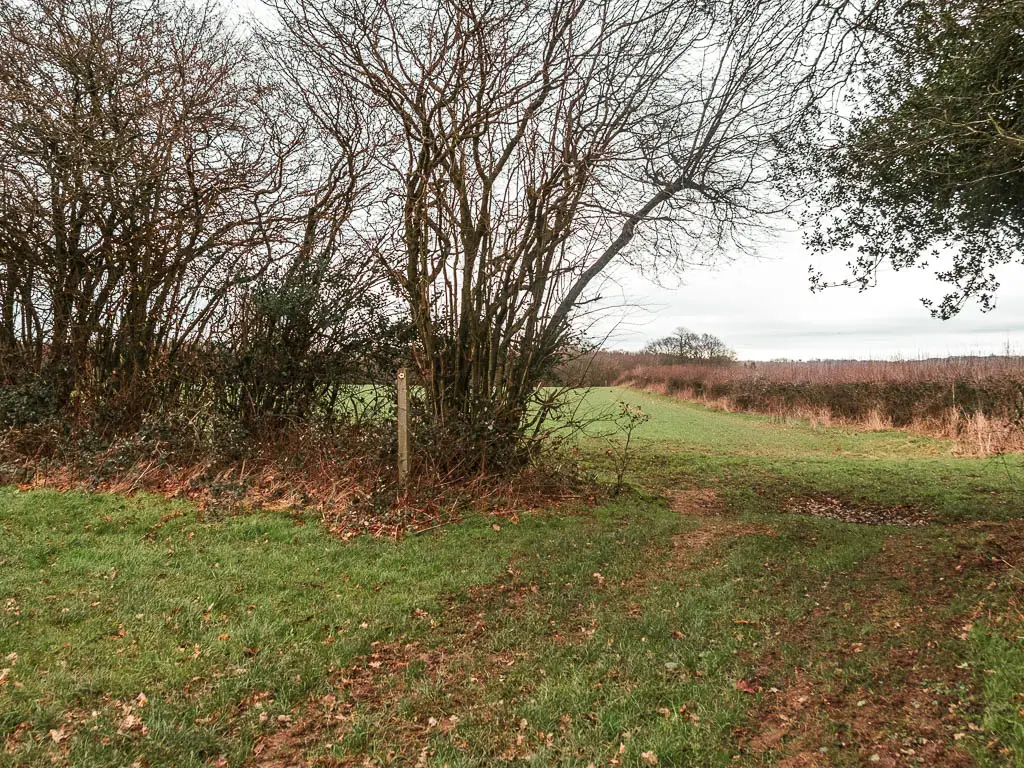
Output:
[0, 0, 289, 396]
[797, 0, 1024, 318]
[271, 0, 852, 469]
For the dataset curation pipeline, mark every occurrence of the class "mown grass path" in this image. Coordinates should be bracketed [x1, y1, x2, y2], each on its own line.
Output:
[2, 388, 1023, 766]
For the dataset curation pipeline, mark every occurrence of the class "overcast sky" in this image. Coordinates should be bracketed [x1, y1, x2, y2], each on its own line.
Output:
[589, 228, 1024, 361]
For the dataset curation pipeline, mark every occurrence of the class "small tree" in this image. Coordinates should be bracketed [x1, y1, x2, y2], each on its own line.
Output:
[608, 402, 650, 494]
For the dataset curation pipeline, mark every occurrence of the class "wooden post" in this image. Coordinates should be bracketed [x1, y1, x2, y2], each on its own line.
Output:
[396, 367, 409, 491]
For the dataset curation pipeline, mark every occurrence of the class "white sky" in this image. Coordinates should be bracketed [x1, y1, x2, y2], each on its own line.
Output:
[589, 227, 1024, 361]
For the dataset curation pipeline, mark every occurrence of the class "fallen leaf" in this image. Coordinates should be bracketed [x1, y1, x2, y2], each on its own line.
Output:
[734, 678, 761, 695]
[641, 751, 659, 765]
[119, 714, 149, 736]
[49, 726, 68, 744]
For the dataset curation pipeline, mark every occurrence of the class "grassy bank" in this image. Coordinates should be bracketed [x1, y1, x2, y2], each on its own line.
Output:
[2, 388, 1023, 766]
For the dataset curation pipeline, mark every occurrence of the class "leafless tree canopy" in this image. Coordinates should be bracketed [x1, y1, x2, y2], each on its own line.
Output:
[268, 0, 853, 466]
[0, 0, 290, 393]
[0, 0, 862, 469]
[645, 327, 736, 362]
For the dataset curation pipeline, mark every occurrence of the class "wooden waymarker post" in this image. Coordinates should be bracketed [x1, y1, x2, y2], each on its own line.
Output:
[396, 368, 409, 491]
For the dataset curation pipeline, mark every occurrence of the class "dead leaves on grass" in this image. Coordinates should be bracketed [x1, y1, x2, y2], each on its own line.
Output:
[737, 524, 1024, 767]
[745, 672, 975, 768]
[245, 640, 460, 766]
[734, 678, 762, 695]
[116, 693, 151, 738]
[786, 495, 932, 527]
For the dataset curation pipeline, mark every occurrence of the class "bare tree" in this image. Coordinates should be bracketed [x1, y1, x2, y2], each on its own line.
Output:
[267, 0, 854, 470]
[0, 0, 291, 401]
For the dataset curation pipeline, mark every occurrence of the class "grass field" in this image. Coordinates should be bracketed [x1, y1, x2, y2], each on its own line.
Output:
[2, 387, 1024, 766]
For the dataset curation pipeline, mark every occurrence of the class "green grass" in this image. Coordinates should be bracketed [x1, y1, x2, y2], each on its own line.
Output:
[578, 387, 1022, 523]
[573, 386, 956, 458]
[2, 387, 1023, 766]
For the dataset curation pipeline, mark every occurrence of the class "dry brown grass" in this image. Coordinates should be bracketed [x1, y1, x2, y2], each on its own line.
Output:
[651, 386, 1024, 454]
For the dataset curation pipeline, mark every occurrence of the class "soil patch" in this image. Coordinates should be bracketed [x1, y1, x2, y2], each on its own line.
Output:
[665, 487, 721, 516]
[671, 521, 775, 556]
[664, 486, 775, 559]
